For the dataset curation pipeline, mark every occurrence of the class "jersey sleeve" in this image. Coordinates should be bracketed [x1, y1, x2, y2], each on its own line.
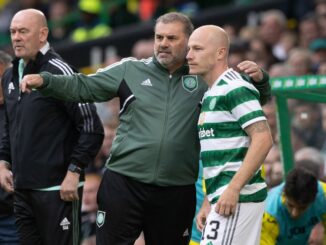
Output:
[63, 102, 104, 168]
[225, 83, 266, 129]
[260, 212, 280, 245]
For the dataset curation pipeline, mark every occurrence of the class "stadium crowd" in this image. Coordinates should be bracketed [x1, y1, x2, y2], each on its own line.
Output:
[0, 0, 248, 47]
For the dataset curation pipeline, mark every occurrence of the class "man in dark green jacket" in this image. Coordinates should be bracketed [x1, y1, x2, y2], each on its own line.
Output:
[21, 12, 271, 245]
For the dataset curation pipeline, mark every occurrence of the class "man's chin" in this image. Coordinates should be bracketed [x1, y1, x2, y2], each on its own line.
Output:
[14, 52, 24, 58]
[157, 59, 171, 67]
[188, 69, 197, 75]
[290, 215, 301, 220]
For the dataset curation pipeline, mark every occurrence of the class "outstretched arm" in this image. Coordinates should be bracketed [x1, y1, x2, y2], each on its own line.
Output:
[20, 74, 43, 93]
[21, 62, 125, 103]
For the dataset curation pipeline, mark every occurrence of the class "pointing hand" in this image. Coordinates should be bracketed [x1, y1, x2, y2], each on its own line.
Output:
[20, 74, 44, 93]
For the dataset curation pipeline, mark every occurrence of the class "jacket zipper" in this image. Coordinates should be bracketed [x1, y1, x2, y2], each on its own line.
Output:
[153, 74, 173, 182]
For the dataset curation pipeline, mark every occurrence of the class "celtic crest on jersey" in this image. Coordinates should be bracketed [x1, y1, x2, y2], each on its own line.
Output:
[96, 210, 106, 228]
[182, 75, 198, 92]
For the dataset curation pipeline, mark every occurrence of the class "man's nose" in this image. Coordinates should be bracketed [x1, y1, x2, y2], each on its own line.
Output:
[186, 50, 192, 60]
[160, 37, 169, 47]
[12, 32, 21, 41]
[290, 208, 299, 218]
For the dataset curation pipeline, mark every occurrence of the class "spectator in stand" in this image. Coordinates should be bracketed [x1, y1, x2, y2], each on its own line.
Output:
[277, 30, 298, 60]
[223, 24, 237, 41]
[292, 102, 326, 150]
[48, 0, 74, 44]
[259, 9, 287, 61]
[247, 37, 279, 71]
[295, 147, 325, 181]
[268, 161, 284, 189]
[315, 0, 326, 38]
[317, 61, 326, 74]
[287, 48, 313, 75]
[107, 1, 139, 29]
[298, 13, 320, 49]
[228, 38, 248, 70]
[268, 62, 292, 77]
[137, 0, 159, 21]
[265, 145, 281, 168]
[264, 145, 281, 189]
[131, 38, 154, 59]
[289, 127, 307, 153]
[309, 38, 326, 72]
[239, 25, 258, 42]
[71, 0, 111, 43]
[295, 159, 321, 179]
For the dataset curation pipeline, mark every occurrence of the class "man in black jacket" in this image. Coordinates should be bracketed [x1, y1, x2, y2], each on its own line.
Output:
[0, 51, 19, 244]
[0, 9, 104, 245]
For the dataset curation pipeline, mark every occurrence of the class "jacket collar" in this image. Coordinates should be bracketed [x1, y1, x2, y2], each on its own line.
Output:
[12, 47, 53, 78]
[12, 47, 52, 75]
[40, 42, 50, 55]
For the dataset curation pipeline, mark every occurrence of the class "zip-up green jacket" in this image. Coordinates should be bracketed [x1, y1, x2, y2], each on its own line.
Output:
[39, 56, 270, 186]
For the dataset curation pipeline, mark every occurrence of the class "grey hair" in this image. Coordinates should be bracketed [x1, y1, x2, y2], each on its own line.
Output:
[0, 51, 12, 67]
[155, 12, 194, 37]
[261, 9, 287, 28]
[295, 147, 324, 167]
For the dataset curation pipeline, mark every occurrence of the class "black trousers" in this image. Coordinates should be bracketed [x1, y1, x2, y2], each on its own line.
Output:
[96, 169, 196, 245]
[14, 188, 83, 245]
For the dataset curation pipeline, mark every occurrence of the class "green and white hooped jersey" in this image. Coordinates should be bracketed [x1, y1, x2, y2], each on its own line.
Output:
[198, 68, 267, 204]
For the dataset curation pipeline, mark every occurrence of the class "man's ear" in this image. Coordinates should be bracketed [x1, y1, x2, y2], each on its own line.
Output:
[217, 47, 227, 60]
[39, 27, 49, 43]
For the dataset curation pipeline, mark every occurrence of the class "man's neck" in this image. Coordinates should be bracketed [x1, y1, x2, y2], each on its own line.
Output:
[21, 42, 49, 65]
[39, 42, 50, 55]
[206, 64, 229, 88]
